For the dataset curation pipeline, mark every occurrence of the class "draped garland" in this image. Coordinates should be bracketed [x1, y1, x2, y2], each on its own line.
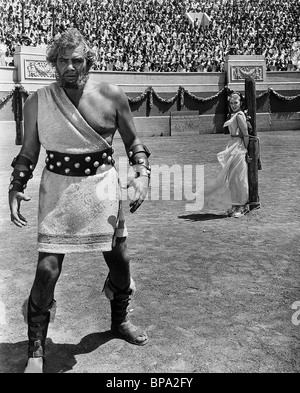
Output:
[255, 87, 300, 125]
[2, 84, 300, 111]
[127, 85, 231, 109]
[0, 84, 30, 109]
[0, 84, 299, 137]
[0, 85, 30, 144]
[127, 85, 300, 111]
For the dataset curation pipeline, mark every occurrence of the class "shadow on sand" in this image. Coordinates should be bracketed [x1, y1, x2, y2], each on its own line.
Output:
[178, 213, 228, 221]
[0, 331, 113, 373]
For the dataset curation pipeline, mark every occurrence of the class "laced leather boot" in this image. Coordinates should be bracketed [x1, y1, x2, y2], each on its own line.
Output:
[23, 296, 56, 373]
[104, 277, 148, 346]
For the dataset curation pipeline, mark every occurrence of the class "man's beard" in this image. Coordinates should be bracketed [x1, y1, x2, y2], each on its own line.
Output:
[57, 72, 89, 89]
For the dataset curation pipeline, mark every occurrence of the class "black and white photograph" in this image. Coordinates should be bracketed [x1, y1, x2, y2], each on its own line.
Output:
[0, 0, 299, 377]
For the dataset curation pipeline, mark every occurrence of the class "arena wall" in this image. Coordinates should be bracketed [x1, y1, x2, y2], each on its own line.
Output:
[0, 47, 299, 147]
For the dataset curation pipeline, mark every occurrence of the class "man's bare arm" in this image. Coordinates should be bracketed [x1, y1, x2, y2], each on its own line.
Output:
[9, 92, 41, 227]
[19, 92, 41, 163]
[111, 85, 142, 151]
[112, 85, 151, 213]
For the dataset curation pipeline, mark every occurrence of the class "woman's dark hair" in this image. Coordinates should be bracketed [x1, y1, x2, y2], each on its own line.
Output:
[46, 28, 95, 72]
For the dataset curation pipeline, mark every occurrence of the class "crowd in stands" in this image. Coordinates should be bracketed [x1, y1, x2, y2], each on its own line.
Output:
[0, 0, 299, 72]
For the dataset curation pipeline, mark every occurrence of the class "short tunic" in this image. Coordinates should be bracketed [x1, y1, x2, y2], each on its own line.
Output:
[36, 82, 127, 253]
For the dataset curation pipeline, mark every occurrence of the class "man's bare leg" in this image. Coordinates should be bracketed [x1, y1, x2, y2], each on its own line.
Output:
[24, 252, 64, 373]
[103, 237, 148, 345]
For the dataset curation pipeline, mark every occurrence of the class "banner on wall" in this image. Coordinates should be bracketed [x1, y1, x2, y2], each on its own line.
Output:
[186, 12, 211, 28]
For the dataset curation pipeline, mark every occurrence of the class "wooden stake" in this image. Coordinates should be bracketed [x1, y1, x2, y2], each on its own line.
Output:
[245, 76, 260, 210]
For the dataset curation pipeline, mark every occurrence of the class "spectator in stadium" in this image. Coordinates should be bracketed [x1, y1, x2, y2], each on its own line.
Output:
[1, 0, 300, 72]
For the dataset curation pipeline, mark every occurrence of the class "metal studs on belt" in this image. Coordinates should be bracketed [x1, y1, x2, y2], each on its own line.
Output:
[85, 156, 91, 162]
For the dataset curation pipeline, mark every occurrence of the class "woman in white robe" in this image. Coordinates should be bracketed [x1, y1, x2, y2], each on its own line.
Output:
[202, 92, 250, 218]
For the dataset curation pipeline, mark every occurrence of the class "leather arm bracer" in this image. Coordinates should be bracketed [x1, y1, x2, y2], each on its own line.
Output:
[9, 155, 35, 192]
[127, 143, 151, 179]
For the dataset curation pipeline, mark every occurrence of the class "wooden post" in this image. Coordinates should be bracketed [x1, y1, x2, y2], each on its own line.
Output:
[245, 76, 260, 210]
[13, 86, 23, 145]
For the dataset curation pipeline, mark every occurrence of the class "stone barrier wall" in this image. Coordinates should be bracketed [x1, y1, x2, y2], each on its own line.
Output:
[0, 48, 299, 146]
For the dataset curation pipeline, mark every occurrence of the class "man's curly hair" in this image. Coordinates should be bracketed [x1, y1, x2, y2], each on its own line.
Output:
[46, 28, 95, 72]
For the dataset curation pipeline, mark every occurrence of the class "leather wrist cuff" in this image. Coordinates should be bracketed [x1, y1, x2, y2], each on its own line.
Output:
[11, 154, 35, 171]
[127, 144, 151, 165]
[132, 164, 151, 179]
[9, 168, 33, 192]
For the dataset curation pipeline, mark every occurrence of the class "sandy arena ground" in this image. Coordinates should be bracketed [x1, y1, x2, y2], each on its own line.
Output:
[0, 131, 299, 374]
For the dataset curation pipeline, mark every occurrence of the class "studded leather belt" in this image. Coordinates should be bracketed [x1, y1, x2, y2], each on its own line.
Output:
[45, 148, 115, 176]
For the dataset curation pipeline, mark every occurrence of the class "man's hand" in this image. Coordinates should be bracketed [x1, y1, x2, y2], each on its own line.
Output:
[9, 191, 31, 227]
[127, 166, 150, 213]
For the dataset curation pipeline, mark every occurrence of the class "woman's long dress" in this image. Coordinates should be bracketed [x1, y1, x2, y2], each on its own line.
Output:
[201, 111, 249, 213]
